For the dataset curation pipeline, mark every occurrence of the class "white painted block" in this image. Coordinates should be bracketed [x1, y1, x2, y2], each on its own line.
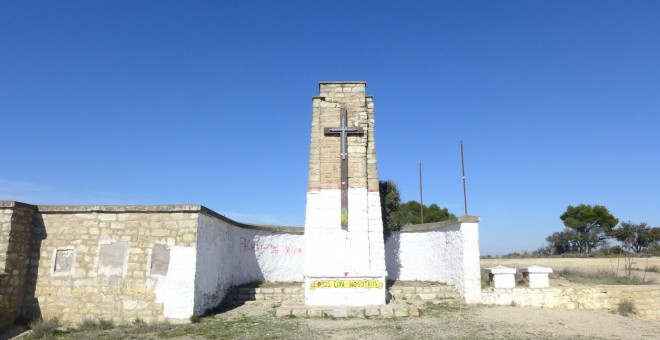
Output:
[484, 265, 517, 289]
[520, 265, 553, 288]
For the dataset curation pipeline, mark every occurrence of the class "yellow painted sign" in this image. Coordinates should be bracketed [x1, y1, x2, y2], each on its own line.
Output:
[309, 279, 383, 290]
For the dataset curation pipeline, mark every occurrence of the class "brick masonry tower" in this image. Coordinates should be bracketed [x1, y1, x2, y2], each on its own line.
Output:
[303, 81, 386, 306]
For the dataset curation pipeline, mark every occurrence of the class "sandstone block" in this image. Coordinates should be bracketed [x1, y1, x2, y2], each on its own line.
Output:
[324, 309, 348, 318]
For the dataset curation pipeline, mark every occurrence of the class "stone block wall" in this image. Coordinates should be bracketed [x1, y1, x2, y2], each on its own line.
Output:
[480, 285, 660, 320]
[0, 202, 304, 326]
[23, 205, 200, 324]
[0, 201, 36, 329]
[385, 216, 482, 303]
[0, 198, 482, 326]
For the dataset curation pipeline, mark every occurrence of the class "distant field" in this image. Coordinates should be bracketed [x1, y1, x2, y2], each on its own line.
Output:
[481, 256, 660, 284]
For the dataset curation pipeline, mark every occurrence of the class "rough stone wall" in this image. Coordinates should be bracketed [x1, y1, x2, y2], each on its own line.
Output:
[481, 285, 660, 320]
[385, 217, 482, 303]
[309, 82, 371, 191]
[0, 202, 304, 325]
[22, 206, 199, 324]
[0, 202, 36, 328]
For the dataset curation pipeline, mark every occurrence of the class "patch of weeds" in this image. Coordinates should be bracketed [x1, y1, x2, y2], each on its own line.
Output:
[645, 265, 660, 273]
[78, 318, 113, 331]
[617, 299, 636, 317]
[28, 317, 60, 339]
[190, 315, 201, 323]
[98, 319, 114, 330]
[322, 313, 337, 320]
[77, 318, 99, 331]
[481, 271, 490, 289]
[557, 269, 650, 285]
[420, 303, 464, 317]
[137, 321, 172, 333]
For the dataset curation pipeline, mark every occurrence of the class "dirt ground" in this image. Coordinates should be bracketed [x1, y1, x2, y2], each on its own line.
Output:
[211, 302, 660, 340]
[5, 257, 659, 339]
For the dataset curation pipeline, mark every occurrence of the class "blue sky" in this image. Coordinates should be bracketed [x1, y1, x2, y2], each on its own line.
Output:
[1, 1, 659, 255]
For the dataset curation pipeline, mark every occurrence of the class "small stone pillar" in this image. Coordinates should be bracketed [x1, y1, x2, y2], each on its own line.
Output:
[484, 265, 516, 288]
[520, 265, 553, 288]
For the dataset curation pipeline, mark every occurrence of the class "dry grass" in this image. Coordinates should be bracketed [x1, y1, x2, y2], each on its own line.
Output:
[617, 299, 636, 317]
[481, 256, 660, 284]
[27, 317, 60, 339]
[553, 268, 650, 285]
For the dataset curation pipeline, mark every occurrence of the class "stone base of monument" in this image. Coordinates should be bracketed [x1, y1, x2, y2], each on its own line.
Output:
[304, 276, 387, 306]
[275, 303, 421, 318]
[221, 281, 462, 318]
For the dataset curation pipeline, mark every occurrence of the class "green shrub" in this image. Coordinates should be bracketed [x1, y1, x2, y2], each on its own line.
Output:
[598, 246, 624, 255]
[647, 245, 660, 256]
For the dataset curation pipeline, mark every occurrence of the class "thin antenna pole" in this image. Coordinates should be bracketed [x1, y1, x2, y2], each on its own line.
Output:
[460, 141, 468, 216]
[419, 161, 424, 224]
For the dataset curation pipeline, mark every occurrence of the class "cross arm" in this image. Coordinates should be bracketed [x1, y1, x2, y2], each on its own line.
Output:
[324, 127, 364, 135]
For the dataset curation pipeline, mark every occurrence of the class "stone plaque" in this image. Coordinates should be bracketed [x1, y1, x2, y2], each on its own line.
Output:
[98, 241, 128, 278]
[150, 244, 170, 276]
[54, 249, 74, 274]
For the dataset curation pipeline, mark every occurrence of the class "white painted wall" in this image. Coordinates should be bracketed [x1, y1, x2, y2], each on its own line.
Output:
[194, 214, 234, 315]
[155, 246, 197, 319]
[193, 213, 304, 315]
[385, 218, 481, 303]
[303, 188, 387, 305]
[193, 211, 480, 313]
[303, 189, 386, 277]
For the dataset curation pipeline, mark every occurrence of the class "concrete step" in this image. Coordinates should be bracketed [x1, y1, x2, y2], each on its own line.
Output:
[224, 284, 304, 305]
[224, 281, 463, 307]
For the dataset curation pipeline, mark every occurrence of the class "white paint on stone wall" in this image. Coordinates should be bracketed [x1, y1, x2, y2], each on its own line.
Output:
[304, 189, 385, 277]
[194, 213, 304, 314]
[155, 246, 197, 319]
[385, 219, 481, 303]
[229, 226, 304, 284]
[304, 189, 387, 306]
[194, 214, 233, 315]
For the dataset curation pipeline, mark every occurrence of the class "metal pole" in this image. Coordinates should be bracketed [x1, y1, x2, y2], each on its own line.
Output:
[460, 141, 468, 216]
[419, 161, 424, 224]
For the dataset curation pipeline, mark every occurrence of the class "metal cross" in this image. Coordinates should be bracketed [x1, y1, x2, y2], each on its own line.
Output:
[324, 108, 364, 229]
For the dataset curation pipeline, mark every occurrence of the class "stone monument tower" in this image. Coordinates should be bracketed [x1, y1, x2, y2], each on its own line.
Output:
[303, 81, 387, 306]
